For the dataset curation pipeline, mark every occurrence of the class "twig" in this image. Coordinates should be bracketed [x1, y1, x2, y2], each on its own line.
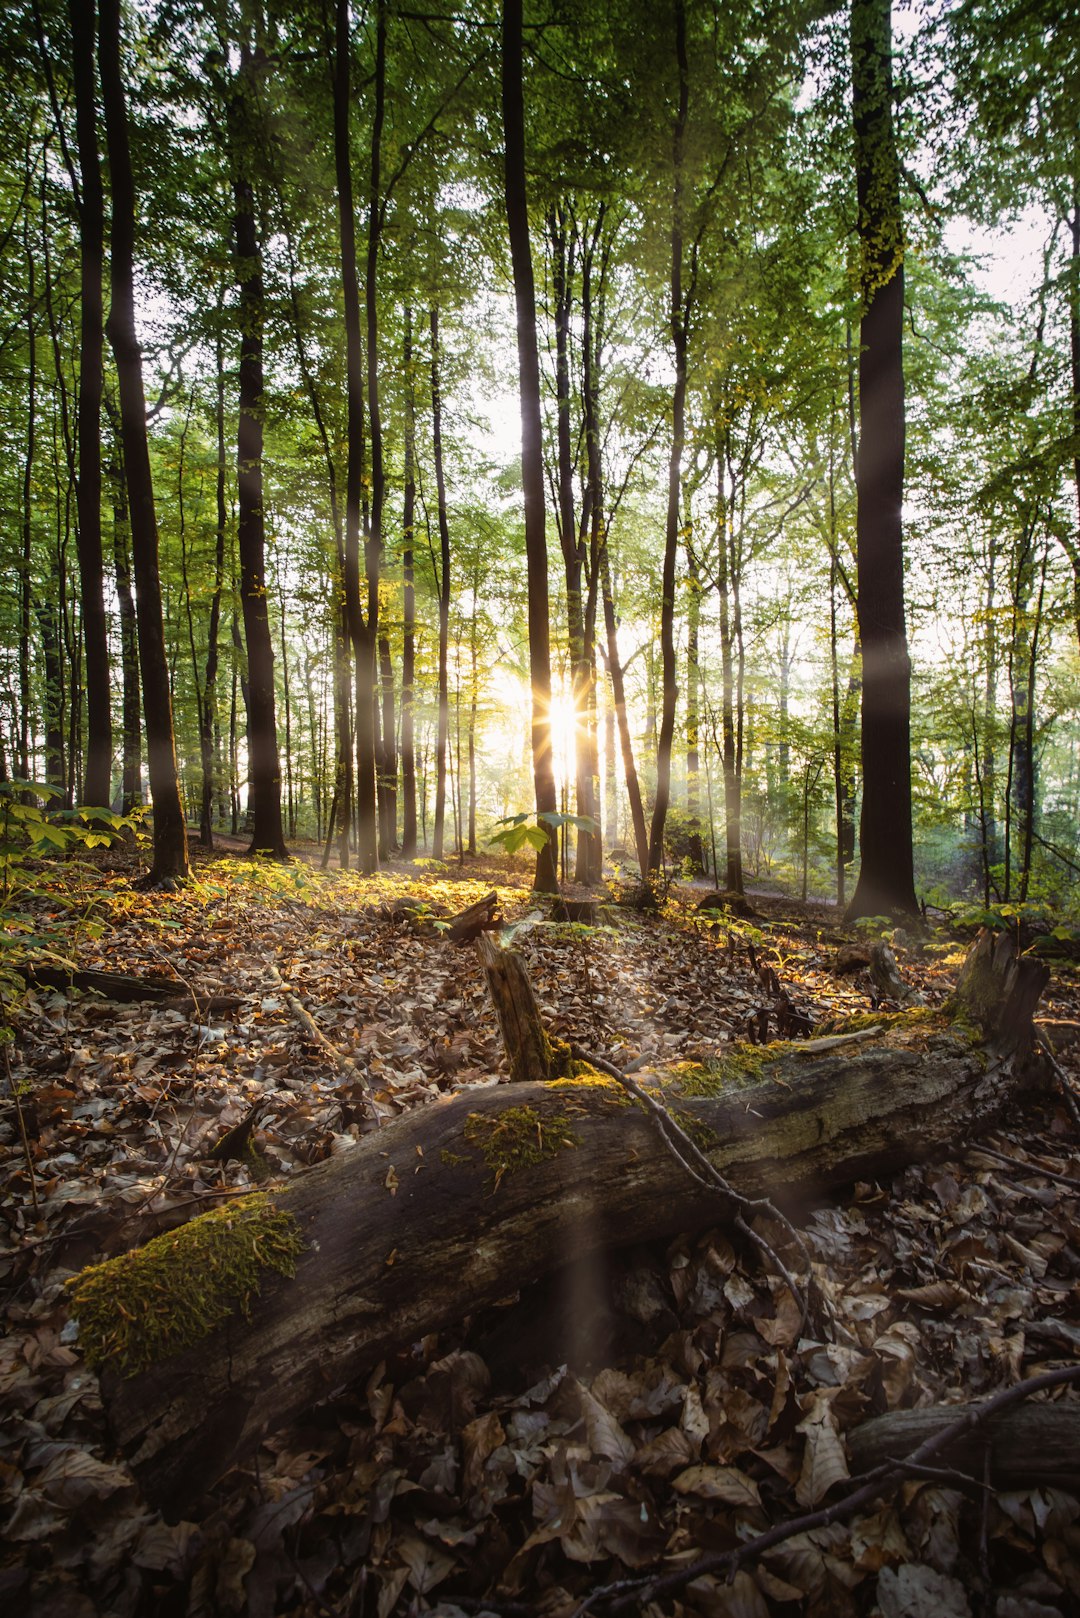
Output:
[267, 962, 382, 1126]
[1036, 1032, 1080, 1134]
[569, 1043, 822, 1339]
[568, 1365, 1080, 1617]
[968, 1141, 1080, 1192]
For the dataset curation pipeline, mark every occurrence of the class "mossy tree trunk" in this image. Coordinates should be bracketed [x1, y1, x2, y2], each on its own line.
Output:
[81, 933, 1047, 1518]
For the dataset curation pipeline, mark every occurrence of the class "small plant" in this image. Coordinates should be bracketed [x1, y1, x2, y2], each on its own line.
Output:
[488, 809, 597, 857]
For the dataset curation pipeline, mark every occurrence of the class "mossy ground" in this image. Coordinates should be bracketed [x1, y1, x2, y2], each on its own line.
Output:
[463, 1105, 582, 1191]
[67, 1195, 304, 1377]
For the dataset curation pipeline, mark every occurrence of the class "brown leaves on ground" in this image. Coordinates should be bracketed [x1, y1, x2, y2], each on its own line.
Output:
[1, 855, 1079, 1616]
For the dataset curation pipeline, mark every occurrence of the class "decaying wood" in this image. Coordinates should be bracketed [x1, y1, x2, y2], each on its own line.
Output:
[446, 890, 501, 943]
[16, 963, 242, 1013]
[83, 931, 1048, 1517]
[867, 940, 924, 1006]
[848, 1403, 1080, 1490]
[475, 933, 552, 1082]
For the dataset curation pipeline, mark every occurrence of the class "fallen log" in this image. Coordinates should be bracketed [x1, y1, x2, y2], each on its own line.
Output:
[16, 963, 242, 1013]
[71, 931, 1048, 1518]
[848, 1403, 1080, 1490]
[446, 890, 501, 944]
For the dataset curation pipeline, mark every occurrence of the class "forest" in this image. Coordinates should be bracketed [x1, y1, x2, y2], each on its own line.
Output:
[2, 1, 1080, 1616]
[0, 0, 1075, 915]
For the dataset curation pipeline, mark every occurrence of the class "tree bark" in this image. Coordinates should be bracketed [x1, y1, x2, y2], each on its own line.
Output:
[849, 1405, 1080, 1491]
[83, 933, 1047, 1518]
[401, 307, 418, 858]
[331, 0, 378, 875]
[430, 304, 453, 861]
[98, 0, 188, 883]
[70, 0, 112, 810]
[845, 0, 917, 922]
[231, 41, 288, 862]
[649, 0, 689, 877]
[366, 0, 388, 870]
[502, 0, 558, 893]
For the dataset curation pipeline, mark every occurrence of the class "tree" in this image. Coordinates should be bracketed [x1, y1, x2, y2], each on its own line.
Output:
[502, 0, 558, 893]
[229, 30, 288, 861]
[98, 0, 188, 885]
[844, 0, 918, 922]
[69, 0, 112, 809]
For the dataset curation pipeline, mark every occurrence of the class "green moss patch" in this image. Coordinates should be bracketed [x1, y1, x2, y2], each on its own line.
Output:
[661, 1043, 793, 1097]
[67, 1194, 304, 1377]
[463, 1105, 582, 1191]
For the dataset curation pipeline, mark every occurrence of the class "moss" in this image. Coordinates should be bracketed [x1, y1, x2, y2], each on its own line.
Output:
[672, 1108, 719, 1152]
[463, 1105, 582, 1191]
[67, 1194, 304, 1377]
[822, 1006, 940, 1036]
[546, 1073, 631, 1103]
[543, 1034, 607, 1082]
[661, 1042, 793, 1097]
[439, 1148, 469, 1167]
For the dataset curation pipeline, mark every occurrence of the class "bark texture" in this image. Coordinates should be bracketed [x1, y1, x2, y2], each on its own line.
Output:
[846, 0, 917, 922]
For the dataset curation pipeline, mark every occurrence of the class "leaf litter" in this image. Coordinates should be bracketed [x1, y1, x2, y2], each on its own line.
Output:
[0, 852, 1078, 1616]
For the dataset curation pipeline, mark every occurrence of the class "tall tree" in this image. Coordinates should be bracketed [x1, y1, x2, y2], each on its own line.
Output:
[98, 0, 188, 884]
[69, 0, 112, 808]
[502, 0, 558, 892]
[230, 33, 288, 860]
[844, 0, 918, 921]
[648, 0, 690, 878]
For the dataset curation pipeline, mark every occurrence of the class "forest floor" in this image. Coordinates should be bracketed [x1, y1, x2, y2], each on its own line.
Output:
[1, 843, 1079, 1618]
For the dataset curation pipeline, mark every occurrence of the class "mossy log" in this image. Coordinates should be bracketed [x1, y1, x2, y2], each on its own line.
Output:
[83, 932, 1048, 1518]
[848, 1404, 1080, 1490]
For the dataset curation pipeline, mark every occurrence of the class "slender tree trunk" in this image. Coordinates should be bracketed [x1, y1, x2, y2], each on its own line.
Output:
[19, 215, 35, 786]
[401, 307, 418, 858]
[685, 534, 703, 874]
[69, 0, 112, 808]
[715, 451, 743, 892]
[845, 0, 918, 922]
[38, 589, 66, 796]
[649, 0, 689, 876]
[579, 214, 606, 880]
[98, 0, 188, 883]
[231, 41, 287, 861]
[332, 0, 378, 873]
[600, 541, 649, 876]
[200, 333, 227, 847]
[106, 435, 141, 812]
[378, 634, 396, 854]
[430, 305, 453, 861]
[502, 0, 558, 892]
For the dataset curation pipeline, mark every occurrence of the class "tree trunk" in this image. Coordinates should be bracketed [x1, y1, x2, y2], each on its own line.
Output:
[70, 0, 112, 810]
[364, 0, 387, 873]
[649, 0, 689, 877]
[107, 442, 141, 812]
[431, 304, 452, 862]
[81, 930, 1048, 1519]
[502, 0, 558, 893]
[845, 0, 917, 923]
[401, 307, 418, 858]
[200, 331, 227, 848]
[231, 41, 288, 862]
[98, 0, 188, 884]
[600, 540, 649, 876]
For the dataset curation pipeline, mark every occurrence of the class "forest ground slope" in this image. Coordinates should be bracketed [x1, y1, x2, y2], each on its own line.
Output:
[1, 848, 1079, 1617]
